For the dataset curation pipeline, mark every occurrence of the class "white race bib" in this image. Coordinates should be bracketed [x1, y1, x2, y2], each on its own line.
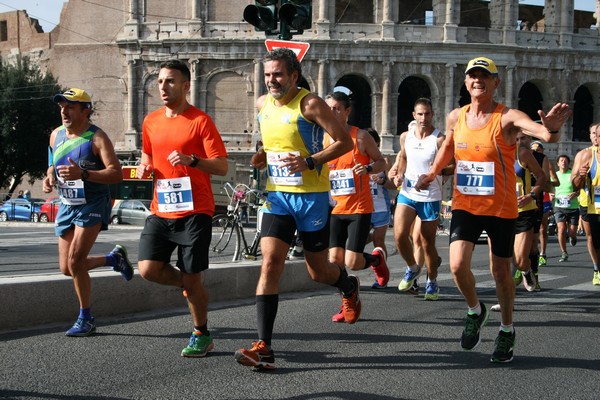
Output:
[594, 187, 600, 210]
[556, 195, 570, 208]
[58, 179, 87, 205]
[267, 151, 303, 186]
[456, 160, 495, 196]
[157, 176, 193, 212]
[330, 168, 356, 196]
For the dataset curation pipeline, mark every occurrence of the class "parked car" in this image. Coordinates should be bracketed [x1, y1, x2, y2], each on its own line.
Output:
[37, 197, 61, 223]
[110, 199, 152, 225]
[0, 198, 43, 222]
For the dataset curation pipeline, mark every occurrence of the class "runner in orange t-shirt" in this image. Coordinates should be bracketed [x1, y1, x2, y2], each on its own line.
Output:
[136, 59, 228, 357]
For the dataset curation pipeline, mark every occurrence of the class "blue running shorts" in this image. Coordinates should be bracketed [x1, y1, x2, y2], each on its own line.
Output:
[54, 194, 111, 237]
[396, 193, 440, 222]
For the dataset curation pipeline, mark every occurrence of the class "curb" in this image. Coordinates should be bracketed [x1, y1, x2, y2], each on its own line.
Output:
[0, 259, 322, 331]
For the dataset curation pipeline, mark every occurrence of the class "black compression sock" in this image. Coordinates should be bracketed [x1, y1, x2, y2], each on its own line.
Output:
[256, 294, 278, 346]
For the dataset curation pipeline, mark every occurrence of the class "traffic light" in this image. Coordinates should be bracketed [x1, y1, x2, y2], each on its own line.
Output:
[279, 0, 312, 31]
[243, 0, 278, 33]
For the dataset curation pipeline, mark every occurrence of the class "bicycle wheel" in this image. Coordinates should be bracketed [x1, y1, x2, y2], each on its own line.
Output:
[210, 214, 240, 263]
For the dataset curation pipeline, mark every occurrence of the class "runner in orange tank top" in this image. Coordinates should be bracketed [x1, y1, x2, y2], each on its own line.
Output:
[415, 56, 571, 364]
[324, 90, 390, 323]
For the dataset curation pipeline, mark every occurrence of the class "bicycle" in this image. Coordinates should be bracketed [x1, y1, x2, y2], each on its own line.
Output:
[210, 182, 263, 263]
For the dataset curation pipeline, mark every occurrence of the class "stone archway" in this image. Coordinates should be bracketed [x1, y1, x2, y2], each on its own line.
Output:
[397, 76, 432, 135]
[572, 85, 594, 142]
[333, 75, 372, 129]
[518, 81, 543, 121]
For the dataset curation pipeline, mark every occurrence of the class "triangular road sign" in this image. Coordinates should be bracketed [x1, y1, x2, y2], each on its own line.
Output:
[265, 39, 311, 62]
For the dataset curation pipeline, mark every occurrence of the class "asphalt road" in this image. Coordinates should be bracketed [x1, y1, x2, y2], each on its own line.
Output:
[1, 223, 599, 399]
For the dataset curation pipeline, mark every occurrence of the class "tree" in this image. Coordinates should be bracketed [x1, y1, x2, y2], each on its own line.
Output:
[0, 57, 61, 199]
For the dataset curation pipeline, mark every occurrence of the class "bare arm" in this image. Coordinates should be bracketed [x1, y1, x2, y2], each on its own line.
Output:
[137, 152, 153, 179]
[389, 131, 407, 187]
[510, 103, 571, 143]
[355, 129, 386, 176]
[571, 148, 591, 191]
[301, 94, 353, 167]
[42, 129, 58, 193]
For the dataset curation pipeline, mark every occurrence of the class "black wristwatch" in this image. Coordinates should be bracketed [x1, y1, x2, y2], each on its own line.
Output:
[81, 170, 89, 181]
[305, 156, 315, 170]
[366, 165, 373, 173]
[190, 154, 199, 168]
[529, 192, 537, 200]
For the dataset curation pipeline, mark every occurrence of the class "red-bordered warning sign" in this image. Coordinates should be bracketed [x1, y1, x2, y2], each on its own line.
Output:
[265, 39, 311, 62]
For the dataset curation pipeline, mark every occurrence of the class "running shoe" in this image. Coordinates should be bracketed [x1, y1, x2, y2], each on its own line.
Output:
[538, 254, 547, 267]
[287, 248, 304, 260]
[559, 252, 569, 262]
[406, 279, 420, 295]
[110, 244, 134, 281]
[181, 331, 215, 357]
[513, 270, 522, 286]
[593, 271, 600, 286]
[491, 329, 516, 363]
[522, 270, 537, 292]
[331, 306, 345, 323]
[234, 340, 275, 370]
[398, 266, 422, 291]
[370, 247, 390, 288]
[65, 317, 96, 337]
[424, 280, 439, 301]
[460, 302, 489, 350]
[570, 236, 577, 246]
[342, 275, 361, 324]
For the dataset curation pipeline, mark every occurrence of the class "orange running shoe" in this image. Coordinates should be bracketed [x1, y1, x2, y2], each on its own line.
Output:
[341, 275, 361, 324]
[234, 340, 275, 370]
[370, 247, 390, 288]
[331, 306, 345, 323]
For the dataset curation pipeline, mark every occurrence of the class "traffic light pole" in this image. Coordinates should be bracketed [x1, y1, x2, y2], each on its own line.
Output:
[279, 21, 292, 40]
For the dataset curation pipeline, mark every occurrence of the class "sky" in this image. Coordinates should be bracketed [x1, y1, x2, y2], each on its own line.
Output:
[0, 0, 596, 33]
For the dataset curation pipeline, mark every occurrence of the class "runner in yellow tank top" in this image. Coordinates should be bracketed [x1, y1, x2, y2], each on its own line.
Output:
[235, 49, 362, 370]
[415, 56, 571, 363]
[571, 122, 600, 286]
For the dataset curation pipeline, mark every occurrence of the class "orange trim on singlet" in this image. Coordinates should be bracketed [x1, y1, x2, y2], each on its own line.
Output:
[452, 103, 518, 219]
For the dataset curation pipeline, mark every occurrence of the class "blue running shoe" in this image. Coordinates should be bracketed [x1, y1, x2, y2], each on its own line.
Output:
[398, 266, 422, 291]
[110, 244, 134, 281]
[65, 317, 96, 337]
[424, 280, 440, 301]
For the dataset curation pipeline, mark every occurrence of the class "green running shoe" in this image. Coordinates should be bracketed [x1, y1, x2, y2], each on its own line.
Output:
[538, 255, 547, 267]
[559, 252, 568, 262]
[181, 331, 215, 357]
[513, 270, 522, 286]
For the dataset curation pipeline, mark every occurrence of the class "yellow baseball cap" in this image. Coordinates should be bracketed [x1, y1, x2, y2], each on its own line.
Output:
[53, 88, 92, 106]
[465, 57, 498, 76]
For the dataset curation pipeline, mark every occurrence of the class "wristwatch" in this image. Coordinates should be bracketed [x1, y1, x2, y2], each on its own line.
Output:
[190, 154, 199, 168]
[529, 192, 537, 200]
[81, 170, 89, 181]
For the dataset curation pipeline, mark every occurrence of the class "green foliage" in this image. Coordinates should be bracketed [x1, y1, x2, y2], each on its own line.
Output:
[0, 57, 61, 193]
